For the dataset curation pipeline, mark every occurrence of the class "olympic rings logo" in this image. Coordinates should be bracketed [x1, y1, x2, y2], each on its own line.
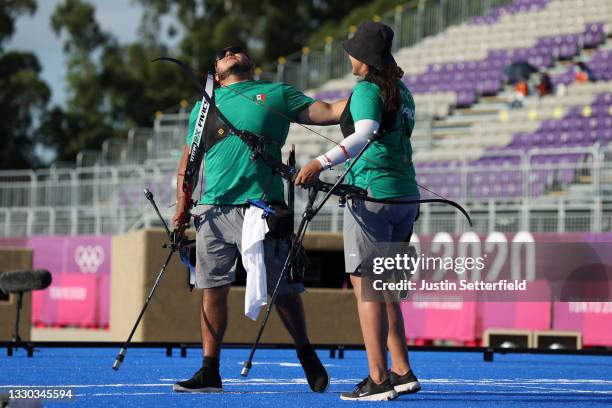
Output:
[74, 245, 105, 274]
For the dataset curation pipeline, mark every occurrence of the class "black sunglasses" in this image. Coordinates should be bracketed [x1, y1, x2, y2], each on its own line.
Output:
[215, 46, 244, 61]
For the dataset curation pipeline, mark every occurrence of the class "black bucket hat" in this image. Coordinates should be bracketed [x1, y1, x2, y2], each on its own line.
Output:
[342, 20, 397, 70]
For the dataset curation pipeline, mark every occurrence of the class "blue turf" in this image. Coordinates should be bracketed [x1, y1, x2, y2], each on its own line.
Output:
[1, 347, 612, 407]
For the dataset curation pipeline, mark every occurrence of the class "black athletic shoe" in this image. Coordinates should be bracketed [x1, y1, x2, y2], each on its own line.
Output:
[173, 366, 223, 393]
[340, 376, 398, 401]
[296, 344, 329, 392]
[389, 370, 421, 395]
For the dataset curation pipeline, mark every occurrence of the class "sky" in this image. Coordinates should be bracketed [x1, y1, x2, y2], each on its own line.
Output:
[8, 0, 146, 107]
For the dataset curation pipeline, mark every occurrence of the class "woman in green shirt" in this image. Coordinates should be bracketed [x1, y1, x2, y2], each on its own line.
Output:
[296, 21, 421, 401]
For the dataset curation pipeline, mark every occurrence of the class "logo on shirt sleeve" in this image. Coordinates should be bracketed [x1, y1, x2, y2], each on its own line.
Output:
[402, 106, 415, 122]
[255, 93, 267, 102]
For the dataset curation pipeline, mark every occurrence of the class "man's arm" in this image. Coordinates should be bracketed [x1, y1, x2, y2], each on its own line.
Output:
[297, 99, 347, 125]
[173, 144, 190, 228]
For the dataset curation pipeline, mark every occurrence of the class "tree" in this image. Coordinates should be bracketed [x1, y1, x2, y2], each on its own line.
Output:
[0, 0, 36, 50]
[134, 0, 372, 69]
[0, 0, 50, 170]
[40, 0, 388, 164]
[41, 0, 191, 161]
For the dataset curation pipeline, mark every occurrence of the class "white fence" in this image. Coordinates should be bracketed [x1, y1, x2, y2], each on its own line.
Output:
[2, 196, 605, 237]
[0, 146, 610, 236]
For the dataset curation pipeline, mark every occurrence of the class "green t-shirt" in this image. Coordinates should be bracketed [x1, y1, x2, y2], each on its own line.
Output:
[345, 80, 419, 199]
[185, 80, 315, 205]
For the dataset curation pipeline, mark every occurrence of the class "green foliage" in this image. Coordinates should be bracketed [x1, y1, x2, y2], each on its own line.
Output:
[4, 0, 412, 168]
[0, 51, 50, 169]
[50, 0, 108, 54]
[38, 106, 114, 163]
[38, 0, 195, 162]
[0, 1, 48, 169]
[0, 0, 36, 49]
[136, 0, 374, 67]
[307, 0, 403, 48]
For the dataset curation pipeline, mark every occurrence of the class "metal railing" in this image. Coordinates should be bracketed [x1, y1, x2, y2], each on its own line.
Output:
[0, 145, 610, 236]
[0, 146, 604, 207]
[0, 196, 606, 237]
[64, 0, 512, 170]
[265, 0, 514, 90]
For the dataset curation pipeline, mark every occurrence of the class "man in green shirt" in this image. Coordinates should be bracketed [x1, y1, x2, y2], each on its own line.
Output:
[172, 45, 345, 394]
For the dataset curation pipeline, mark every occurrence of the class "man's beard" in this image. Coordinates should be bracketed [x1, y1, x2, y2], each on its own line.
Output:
[217, 60, 253, 81]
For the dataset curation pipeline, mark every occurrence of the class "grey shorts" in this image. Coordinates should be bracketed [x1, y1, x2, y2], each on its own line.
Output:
[343, 196, 419, 274]
[193, 204, 305, 295]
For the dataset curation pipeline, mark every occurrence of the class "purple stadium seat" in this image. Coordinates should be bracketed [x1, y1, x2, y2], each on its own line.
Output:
[583, 23, 606, 48]
[471, 0, 550, 25]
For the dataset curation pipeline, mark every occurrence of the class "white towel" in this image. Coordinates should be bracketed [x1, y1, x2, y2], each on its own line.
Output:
[241, 206, 269, 320]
